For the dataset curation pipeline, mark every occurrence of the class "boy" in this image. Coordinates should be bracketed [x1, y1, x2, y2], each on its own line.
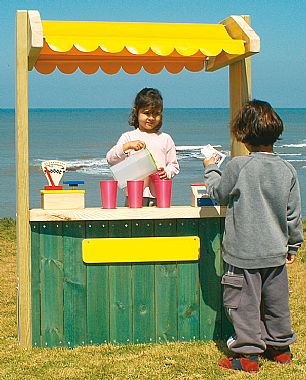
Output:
[203, 100, 304, 372]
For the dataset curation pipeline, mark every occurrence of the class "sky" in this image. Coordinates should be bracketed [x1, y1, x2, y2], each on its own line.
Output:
[1, 0, 306, 108]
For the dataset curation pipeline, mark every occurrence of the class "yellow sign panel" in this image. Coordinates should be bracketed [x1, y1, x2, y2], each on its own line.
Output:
[82, 236, 200, 264]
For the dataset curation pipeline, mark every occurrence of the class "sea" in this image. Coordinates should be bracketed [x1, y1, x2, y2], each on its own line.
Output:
[1, 108, 305, 218]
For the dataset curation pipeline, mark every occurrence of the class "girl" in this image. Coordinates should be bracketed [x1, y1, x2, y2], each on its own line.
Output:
[106, 88, 180, 206]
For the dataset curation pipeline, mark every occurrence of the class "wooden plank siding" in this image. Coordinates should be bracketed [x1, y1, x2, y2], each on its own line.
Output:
[131, 220, 155, 344]
[40, 222, 64, 347]
[30, 216, 227, 347]
[198, 218, 223, 340]
[155, 219, 178, 343]
[63, 222, 87, 347]
[30, 223, 41, 347]
[85, 221, 110, 345]
[177, 219, 200, 342]
[219, 218, 235, 339]
[108, 220, 133, 344]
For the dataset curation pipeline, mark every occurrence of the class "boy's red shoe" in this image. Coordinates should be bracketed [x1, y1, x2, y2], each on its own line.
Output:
[264, 346, 292, 364]
[219, 355, 259, 372]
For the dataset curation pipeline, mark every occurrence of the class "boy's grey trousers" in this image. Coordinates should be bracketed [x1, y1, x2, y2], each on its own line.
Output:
[222, 263, 296, 355]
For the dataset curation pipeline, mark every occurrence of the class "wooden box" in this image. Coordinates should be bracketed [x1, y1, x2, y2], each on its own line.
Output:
[41, 190, 85, 210]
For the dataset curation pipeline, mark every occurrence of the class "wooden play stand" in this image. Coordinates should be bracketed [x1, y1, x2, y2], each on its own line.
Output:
[16, 10, 260, 348]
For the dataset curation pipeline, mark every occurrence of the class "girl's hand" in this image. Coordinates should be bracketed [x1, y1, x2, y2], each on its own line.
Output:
[157, 167, 167, 180]
[286, 253, 295, 264]
[203, 155, 216, 168]
[123, 140, 146, 152]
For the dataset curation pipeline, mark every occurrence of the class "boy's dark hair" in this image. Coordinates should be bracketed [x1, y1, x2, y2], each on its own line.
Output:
[129, 88, 163, 129]
[231, 99, 283, 146]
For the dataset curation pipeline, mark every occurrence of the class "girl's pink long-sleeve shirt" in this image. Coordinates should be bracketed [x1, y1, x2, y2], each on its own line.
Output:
[106, 129, 180, 198]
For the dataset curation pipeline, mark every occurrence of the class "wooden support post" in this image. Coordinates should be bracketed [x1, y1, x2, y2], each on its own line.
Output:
[229, 16, 252, 157]
[16, 10, 31, 348]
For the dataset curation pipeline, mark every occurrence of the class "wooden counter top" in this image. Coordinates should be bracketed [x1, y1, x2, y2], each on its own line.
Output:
[30, 205, 227, 221]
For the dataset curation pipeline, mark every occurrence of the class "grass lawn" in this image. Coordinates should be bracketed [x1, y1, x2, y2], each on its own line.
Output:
[0, 218, 305, 379]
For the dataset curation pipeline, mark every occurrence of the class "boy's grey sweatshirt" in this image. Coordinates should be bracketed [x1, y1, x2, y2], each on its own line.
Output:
[204, 152, 304, 269]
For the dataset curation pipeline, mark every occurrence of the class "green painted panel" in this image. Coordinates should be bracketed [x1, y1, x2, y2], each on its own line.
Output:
[176, 219, 200, 342]
[219, 218, 234, 339]
[63, 222, 87, 348]
[86, 221, 110, 345]
[154, 219, 177, 343]
[198, 218, 222, 341]
[131, 220, 155, 344]
[31, 223, 41, 347]
[40, 222, 64, 347]
[31, 215, 226, 348]
[109, 220, 132, 344]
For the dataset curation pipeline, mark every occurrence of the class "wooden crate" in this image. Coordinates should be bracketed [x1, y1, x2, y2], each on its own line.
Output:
[30, 217, 233, 348]
[41, 190, 85, 210]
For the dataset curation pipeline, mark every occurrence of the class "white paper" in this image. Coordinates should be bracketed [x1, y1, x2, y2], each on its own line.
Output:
[201, 144, 226, 167]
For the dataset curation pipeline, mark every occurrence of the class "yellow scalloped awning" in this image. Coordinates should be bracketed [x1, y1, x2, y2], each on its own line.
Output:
[34, 21, 246, 74]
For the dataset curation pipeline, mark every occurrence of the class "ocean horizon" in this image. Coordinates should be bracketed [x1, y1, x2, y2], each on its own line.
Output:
[1, 108, 305, 218]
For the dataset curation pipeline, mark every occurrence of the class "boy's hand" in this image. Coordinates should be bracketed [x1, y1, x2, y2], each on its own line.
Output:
[286, 253, 295, 264]
[157, 167, 167, 180]
[123, 140, 146, 152]
[203, 155, 216, 168]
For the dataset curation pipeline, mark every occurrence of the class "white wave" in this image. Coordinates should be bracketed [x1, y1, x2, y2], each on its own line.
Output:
[66, 158, 111, 175]
[287, 159, 306, 162]
[33, 158, 111, 176]
[176, 145, 222, 151]
[277, 143, 306, 148]
[66, 158, 107, 168]
[176, 153, 189, 159]
[278, 153, 302, 156]
[78, 166, 111, 175]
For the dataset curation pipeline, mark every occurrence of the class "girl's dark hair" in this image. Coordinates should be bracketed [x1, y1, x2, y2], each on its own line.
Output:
[129, 88, 163, 129]
[231, 99, 283, 146]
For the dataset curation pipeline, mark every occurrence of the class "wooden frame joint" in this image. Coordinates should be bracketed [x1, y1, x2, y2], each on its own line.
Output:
[27, 10, 43, 71]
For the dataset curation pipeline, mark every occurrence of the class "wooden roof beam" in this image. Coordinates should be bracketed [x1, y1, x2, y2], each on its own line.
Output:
[206, 15, 260, 72]
[27, 10, 43, 71]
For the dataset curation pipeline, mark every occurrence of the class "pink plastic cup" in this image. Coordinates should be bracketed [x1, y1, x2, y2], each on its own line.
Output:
[149, 171, 162, 197]
[149, 171, 162, 184]
[100, 180, 118, 209]
[127, 180, 144, 208]
[155, 179, 172, 208]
